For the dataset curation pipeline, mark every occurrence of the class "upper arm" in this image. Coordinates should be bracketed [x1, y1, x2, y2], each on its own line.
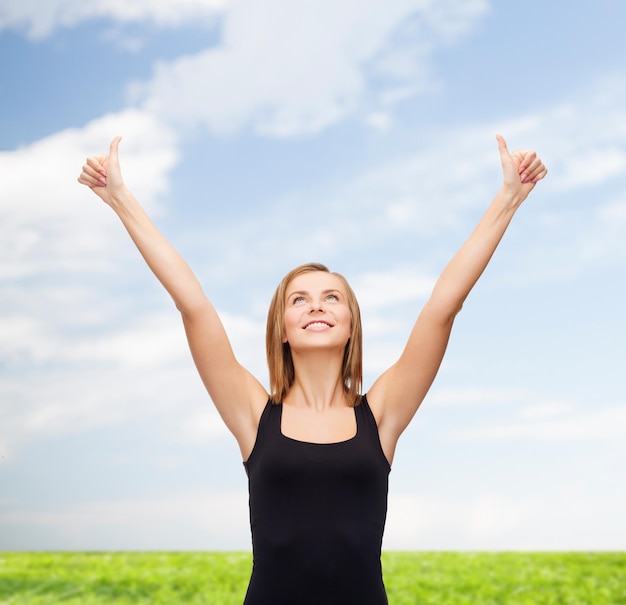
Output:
[181, 298, 268, 457]
[368, 300, 457, 454]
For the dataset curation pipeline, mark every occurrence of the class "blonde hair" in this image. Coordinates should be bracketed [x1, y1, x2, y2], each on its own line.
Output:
[266, 262, 363, 407]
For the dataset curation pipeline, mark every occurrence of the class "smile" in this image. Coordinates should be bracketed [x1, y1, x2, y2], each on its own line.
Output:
[303, 321, 333, 330]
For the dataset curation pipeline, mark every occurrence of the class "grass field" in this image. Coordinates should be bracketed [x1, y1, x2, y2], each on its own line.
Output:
[0, 551, 624, 604]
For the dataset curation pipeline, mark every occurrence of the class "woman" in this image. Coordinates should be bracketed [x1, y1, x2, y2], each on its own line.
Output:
[78, 136, 547, 604]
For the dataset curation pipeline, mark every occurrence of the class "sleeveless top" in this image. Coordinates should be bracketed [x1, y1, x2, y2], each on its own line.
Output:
[242, 395, 391, 605]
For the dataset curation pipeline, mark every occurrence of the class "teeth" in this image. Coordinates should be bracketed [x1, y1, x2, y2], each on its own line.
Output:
[305, 322, 331, 329]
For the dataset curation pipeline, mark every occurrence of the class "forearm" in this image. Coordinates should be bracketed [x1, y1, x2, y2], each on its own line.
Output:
[428, 188, 522, 319]
[109, 188, 207, 315]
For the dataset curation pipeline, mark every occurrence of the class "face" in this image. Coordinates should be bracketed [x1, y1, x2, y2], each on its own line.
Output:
[282, 271, 352, 351]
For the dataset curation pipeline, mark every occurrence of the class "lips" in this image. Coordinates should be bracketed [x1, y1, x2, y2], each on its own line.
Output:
[303, 321, 333, 330]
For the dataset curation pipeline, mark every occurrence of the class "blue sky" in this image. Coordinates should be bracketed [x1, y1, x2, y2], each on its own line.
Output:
[1, 0, 625, 551]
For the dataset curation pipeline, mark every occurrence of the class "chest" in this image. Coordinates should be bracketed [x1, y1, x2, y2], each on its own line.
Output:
[247, 404, 388, 497]
[250, 431, 387, 516]
[280, 403, 357, 444]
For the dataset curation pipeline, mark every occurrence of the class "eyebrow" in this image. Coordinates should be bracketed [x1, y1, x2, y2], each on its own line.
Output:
[287, 289, 341, 298]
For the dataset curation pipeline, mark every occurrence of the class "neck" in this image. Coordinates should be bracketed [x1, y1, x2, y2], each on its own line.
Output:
[286, 349, 346, 410]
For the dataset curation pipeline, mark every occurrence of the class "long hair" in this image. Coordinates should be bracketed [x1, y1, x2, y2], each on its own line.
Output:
[266, 263, 363, 407]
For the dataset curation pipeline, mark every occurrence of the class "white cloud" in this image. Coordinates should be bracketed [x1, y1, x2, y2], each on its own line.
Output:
[508, 75, 626, 194]
[69, 313, 189, 367]
[465, 492, 536, 542]
[0, 109, 179, 280]
[312, 75, 626, 271]
[0, 490, 250, 549]
[518, 400, 575, 419]
[221, 312, 267, 381]
[580, 196, 626, 262]
[428, 387, 530, 407]
[446, 403, 626, 442]
[0, 111, 188, 456]
[136, 0, 488, 137]
[354, 267, 435, 311]
[556, 148, 626, 189]
[366, 111, 393, 133]
[0, 311, 184, 366]
[0, 364, 197, 450]
[4, 2, 626, 555]
[5, 73, 626, 460]
[194, 129, 503, 281]
[151, 73, 626, 389]
[0, 305, 267, 453]
[0, 0, 227, 39]
[0, 104, 270, 456]
[411, 387, 626, 445]
[4, 485, 624, 551]
[384, 488, 626, 550]
[22, 9, 626, 298]
[176, 407, 230, 445]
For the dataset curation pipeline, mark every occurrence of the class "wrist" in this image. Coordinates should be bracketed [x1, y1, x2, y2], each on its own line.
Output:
[496, 185, 525, 210]
[108, 186, 135, 211]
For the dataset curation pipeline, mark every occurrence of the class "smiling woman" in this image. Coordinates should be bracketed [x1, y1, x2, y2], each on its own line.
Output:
[266, 263, 362, 407]
[77, 135, 546, 604]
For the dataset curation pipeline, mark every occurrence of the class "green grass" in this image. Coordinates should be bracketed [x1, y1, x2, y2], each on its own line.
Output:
[0, 552, 624, 604]
[383, 552, 626, 604]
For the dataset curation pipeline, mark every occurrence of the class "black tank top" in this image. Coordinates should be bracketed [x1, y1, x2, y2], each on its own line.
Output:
[242, 395, 391, 605]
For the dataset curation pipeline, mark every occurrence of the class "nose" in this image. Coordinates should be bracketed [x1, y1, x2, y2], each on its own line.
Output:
[309, 299, 324, 312]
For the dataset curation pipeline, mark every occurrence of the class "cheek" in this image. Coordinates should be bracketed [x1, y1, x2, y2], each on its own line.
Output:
[281, 310, 296, 342]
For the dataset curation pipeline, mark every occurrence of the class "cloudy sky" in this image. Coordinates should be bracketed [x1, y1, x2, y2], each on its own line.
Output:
[1, 0, 625, 552]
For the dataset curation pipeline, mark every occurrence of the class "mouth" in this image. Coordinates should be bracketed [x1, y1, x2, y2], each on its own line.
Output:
[303, 321, 334, 330]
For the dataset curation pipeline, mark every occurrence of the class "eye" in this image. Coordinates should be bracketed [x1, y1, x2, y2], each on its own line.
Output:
[325, 293, 339, 302]
[292, 295, 306, 304]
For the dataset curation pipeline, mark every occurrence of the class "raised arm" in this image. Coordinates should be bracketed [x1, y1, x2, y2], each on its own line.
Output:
[77, 137, 267, 458]
[368, 135, 547, 462]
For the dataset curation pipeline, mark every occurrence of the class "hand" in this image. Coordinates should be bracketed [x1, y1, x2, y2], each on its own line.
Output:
[496, 134, 547, 204]
[77, 136, 125, 205]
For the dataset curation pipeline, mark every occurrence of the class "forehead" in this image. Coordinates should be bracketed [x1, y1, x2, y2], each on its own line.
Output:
[286, 271, 346, 295]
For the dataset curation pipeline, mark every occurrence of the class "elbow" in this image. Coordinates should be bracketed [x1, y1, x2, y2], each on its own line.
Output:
[423, 298, 463, 327]
[445, 303, 463, 327]
[176, 295, 212, 320]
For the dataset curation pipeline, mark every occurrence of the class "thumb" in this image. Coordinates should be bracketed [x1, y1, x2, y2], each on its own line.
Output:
[496, 134, 510, 163]
[109, 136, 122, 164]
